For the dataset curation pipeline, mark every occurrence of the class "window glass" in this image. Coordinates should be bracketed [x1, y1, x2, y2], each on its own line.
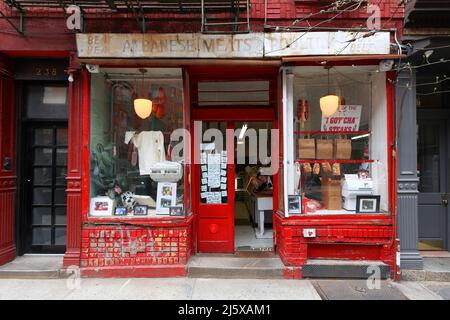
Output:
[26, 85, 68, 119]
[89, 69, 186, 218]
[291, 66, 388, 215]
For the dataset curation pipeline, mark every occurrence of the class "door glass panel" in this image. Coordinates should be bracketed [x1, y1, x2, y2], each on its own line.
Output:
[417, 122, 441, 192]
[32, 227, 52, 245]
[56, 128, 68, 145]
[55, 227, 66, 245]
[199, 121, 228, 204]
[55, 167, 67, 186]
[55, 207, 67, 225]
[54, 188, 67, 205]
[26, 122, 68, 251]
[34, 148, 53, 165]
[56, 148, 68, 166]
[34, 128, 53, 146]
[33, 188, 52, 205]
[32, 207, 52, 225]
[33, 167, 52, 185]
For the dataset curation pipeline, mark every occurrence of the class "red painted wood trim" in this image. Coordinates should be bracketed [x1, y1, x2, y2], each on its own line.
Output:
[63, 55, 85, 268]
[80, 264, 187, 278]
[81, 69, 91, 221]
[386, 70, 400, 279]
[191, 107, 275, 121]
[86, 213, 194, 228]
[275, 210, 392, 223]
[80, 265, 187, 278]
[296, 159, 375, 164]
[295, 130, 371, 135]
[0, 53, 17, 266]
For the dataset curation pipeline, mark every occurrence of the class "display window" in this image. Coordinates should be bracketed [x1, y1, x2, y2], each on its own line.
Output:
[89, 68, 187, 218]
[285, 66, 390, 216]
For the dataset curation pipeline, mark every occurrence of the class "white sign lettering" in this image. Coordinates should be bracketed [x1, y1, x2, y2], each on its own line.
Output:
[321, 105, 362, 132]
[76, 32, 390, 59]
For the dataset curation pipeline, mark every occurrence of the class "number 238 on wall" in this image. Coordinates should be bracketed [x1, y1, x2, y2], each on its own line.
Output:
[35, 67, 57, 77]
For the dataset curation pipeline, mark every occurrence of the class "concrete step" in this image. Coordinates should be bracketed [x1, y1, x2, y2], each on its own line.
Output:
[402, 257, 450, 282]
[187, 255, 285, 279]
[302, 259, 391, 279]
[0, 255, 65, 279]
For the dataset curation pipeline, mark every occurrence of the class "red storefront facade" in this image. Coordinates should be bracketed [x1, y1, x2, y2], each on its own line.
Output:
[0, 1, 404, 279]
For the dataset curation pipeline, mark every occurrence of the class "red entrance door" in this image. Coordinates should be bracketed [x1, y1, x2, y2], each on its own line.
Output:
[195, 121, 235, 253]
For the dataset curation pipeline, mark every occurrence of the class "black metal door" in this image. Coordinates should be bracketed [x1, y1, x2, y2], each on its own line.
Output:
[417, 114, 450, 251]
[23, 124, 68, 253]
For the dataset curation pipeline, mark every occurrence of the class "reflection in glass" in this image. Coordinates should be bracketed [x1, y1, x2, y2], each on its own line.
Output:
[32, 227, 51, 245]
[34, 128, 53, 145]
[54, 188, 67, 205]
[34, 148, 53, 165]
[33, 167, 52, 185]
[55, 207, 67, 225]
[32, 207, 52, 225]
[55, 227, 66, 245]
[33, 188, 52, 205]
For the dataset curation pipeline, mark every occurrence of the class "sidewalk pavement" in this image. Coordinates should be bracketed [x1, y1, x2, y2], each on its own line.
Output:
[1, 255, 450, 300]
[0, 278, 449, 300]
[0, 278, 321, 300]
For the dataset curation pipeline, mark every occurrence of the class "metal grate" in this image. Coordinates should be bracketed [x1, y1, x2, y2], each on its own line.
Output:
[2, 0, 250, 33]
[3, 0, 248, 12]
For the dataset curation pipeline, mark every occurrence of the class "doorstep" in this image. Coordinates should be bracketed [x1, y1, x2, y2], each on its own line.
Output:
[302, 259, 391, 279]
[187, 253, 285, 279]
[402, 257, 450, 282]
[0, 255, 66, 279]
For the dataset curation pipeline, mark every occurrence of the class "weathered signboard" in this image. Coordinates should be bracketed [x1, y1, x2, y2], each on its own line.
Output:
[76, 32, 390, 59]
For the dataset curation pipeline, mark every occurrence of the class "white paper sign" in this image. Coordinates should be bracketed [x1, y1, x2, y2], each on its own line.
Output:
[207, 154, 221, 188]
[321, 105, 362, 132]
[206, 192, 222, 204]
[156, 182, 177, 215]
[201, 143, 215, 151]
[200, 153, 207, 164]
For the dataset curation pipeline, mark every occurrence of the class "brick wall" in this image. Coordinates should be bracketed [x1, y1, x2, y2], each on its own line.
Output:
[0, 0, 405, 35]
[79, 223, 192, 276]
[274, 213, 400, 280]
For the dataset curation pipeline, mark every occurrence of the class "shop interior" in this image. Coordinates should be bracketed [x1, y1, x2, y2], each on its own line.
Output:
[234, 121, 274, 251]
[89, 68, 186, 218]
[290, 65, 389, 215]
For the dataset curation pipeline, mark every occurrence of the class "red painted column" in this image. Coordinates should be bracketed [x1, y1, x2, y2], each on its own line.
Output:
[63, 54, 86, 268]
[0, 53, 16, 266]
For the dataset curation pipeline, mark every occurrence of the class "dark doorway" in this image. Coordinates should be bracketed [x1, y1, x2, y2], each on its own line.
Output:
[17, 83, 68, 254]
[417, 109, 450, 251]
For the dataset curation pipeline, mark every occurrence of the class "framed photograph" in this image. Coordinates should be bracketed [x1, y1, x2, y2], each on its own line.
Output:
[133, 205, 148, 216]
[169, 206, 184, 217]
[288, 195, 302, 214]
[114, 206, 127, 216]
[156, 182, 177, 215]
[89, 196, 116, 217]
[356, 195, 380, 213]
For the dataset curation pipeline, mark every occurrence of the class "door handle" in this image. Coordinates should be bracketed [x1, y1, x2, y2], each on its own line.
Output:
[441, 194, 449, 207]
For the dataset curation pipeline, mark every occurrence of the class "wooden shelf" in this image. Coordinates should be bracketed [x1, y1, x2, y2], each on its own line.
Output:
[294, 130, 370, 135]
[296, 159, 375, 164]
